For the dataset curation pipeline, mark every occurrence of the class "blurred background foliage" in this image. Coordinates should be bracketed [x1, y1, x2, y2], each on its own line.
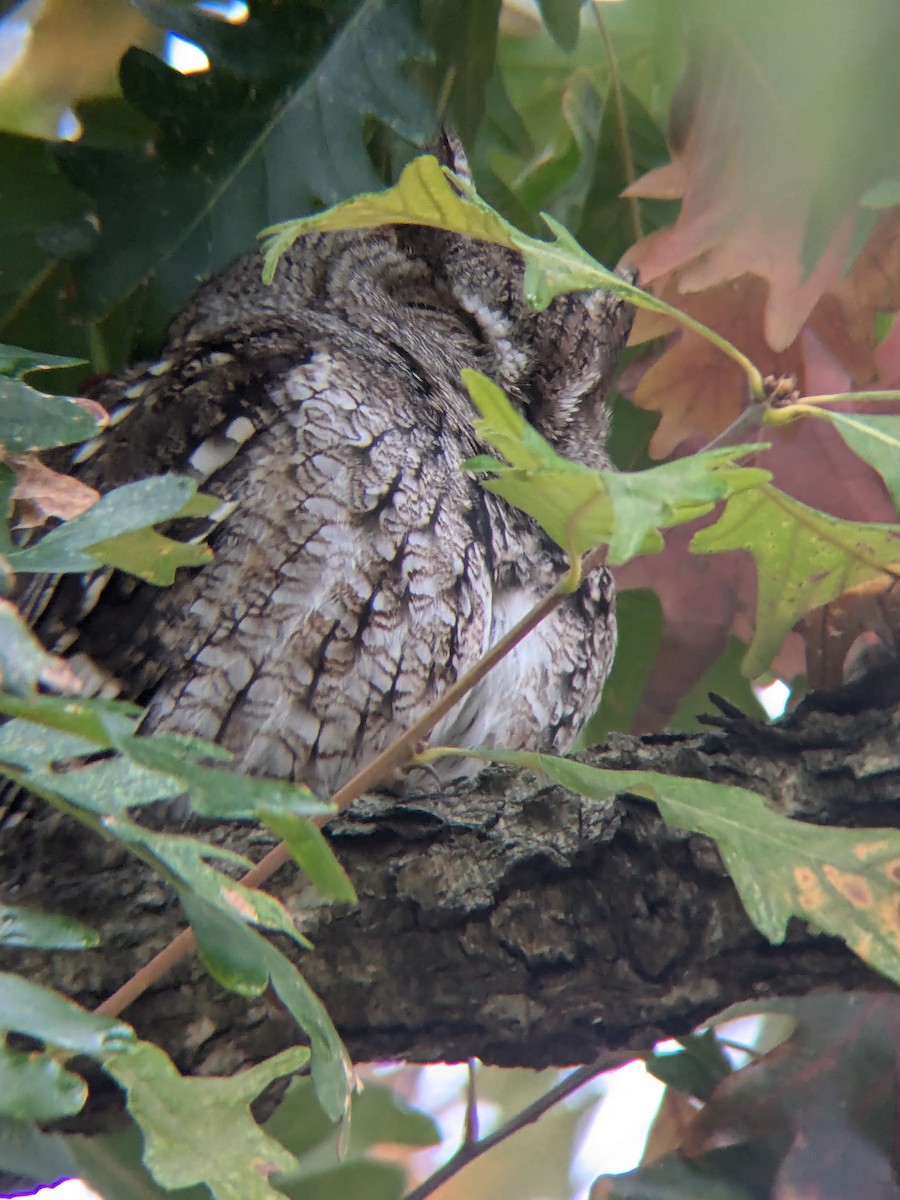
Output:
[2, 3, 900, 1197]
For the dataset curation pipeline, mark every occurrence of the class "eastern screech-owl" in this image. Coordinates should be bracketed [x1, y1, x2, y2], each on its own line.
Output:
[36, 154, 633, 798]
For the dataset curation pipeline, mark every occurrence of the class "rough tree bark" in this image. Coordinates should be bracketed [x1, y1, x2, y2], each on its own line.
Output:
[2, 682, 898, 1129]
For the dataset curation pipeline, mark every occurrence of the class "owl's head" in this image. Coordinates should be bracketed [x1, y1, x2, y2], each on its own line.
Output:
[172, 127, 633, 473]
[426, 128, 635, 472]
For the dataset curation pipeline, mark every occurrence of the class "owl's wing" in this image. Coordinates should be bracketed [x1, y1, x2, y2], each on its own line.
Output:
[136, 343, 495, 795]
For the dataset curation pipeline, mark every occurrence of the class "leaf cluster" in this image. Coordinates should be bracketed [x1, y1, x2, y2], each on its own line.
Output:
[267, 155, 900, 681]
[3, 2, 900, 1198]
[601, 994, 900, 1199]
[0, 359, 358, 1194]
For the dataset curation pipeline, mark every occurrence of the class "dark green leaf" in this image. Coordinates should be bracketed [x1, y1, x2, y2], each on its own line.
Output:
[13, 752, 186, 814]
[574, 588, 663, 745]
[177, 894, 351, 1123]
[0, 131, 90, 353]
[7, 474, 203, 574]
[260, 812, 356, 903]
[55, 0, 430, 352]
[0, 1044, 86, 1121]
[267, 1076, 439, 1163]
[0, 973, 133, 1055]
[340, 1081, 440, 1153]
[422, 0, 502, 144]
[0, 1117, 79, 1188]
[647, 1030, 732, 1101]
[0, 692, 139, 749]
[257, 934, 353, 1126]
[0, 343, 86, 379]
[0, 376, 103, 452]
[137, 822, 311, 946]
[536, 0, 582, 52]
[117, 735, 333, 821]
[263, 1076, 338, 1160]
[0, 904, 98, 950]
[277, 1161, 407, 1200]
[669, 637, 769, 732]
[510, 69, 602, 231]
[179, 890, 271, 997]
[576, 82, 672, 265]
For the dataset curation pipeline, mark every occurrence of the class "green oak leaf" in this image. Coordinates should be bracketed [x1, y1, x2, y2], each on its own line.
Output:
[0, 904, 98, 950]
[463, 368, 769, 562]
[105, 1041, 307, 1200]
[463, 751, 900, 990]
[0, 377, 103, 452]
[691, 483, 900, 676]
[262, 155, 760, 386]
[816, 409, 900, 512]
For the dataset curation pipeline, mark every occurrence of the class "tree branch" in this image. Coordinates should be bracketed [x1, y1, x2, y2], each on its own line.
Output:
[2, 688, 897, 1132]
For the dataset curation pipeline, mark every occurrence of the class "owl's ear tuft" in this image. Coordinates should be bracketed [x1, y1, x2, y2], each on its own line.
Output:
[425, 124, 472, 187]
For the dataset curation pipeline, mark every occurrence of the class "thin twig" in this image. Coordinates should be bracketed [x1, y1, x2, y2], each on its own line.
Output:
[716, 1037, 764, 1062]
[96, 543, 609, 1018]
[403, 1053, 629, 1200]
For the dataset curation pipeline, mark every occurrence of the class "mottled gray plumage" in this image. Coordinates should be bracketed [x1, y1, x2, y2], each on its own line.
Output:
[36, 187, 633, 796]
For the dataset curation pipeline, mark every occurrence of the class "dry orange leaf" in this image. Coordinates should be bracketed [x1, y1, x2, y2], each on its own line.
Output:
[9, 453, 99, 527]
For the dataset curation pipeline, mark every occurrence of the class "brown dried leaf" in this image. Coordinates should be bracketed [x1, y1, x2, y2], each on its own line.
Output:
[617, 520, 805, 730]
[9, 453, 99, 527]
[682, 995, 900, 1195]
[873, 312, 900, 388]
[641, 1088, 698, 1164]
[629, 275, 801, 458]
[801, 580, 900, 690]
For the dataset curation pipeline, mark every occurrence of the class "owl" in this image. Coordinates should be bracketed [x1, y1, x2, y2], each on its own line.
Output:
[32, 150, 633, 798]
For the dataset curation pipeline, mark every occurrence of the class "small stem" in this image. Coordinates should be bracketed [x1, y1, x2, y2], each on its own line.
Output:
[799, 390, 900, 406]
[403, 1053, 628, 1200]
[697, 400, 769, 452]
[96, 543, 610, 1018]
[591, 2, 642, 243]
[87, 324, 110, 376]
[464, 1059, 479, 1145]
[435, 65, 457, 124]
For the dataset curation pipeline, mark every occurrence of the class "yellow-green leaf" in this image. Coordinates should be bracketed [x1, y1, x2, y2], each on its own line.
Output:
[463, 369, 769, 563]
[86, 526, 213, 584]
[691, 483, 900, 676]
[261, 155, 515, 281]
[105, 1040, 307, 1200]
[816, 410, 900, 512]
[261, 156, 762, 391]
